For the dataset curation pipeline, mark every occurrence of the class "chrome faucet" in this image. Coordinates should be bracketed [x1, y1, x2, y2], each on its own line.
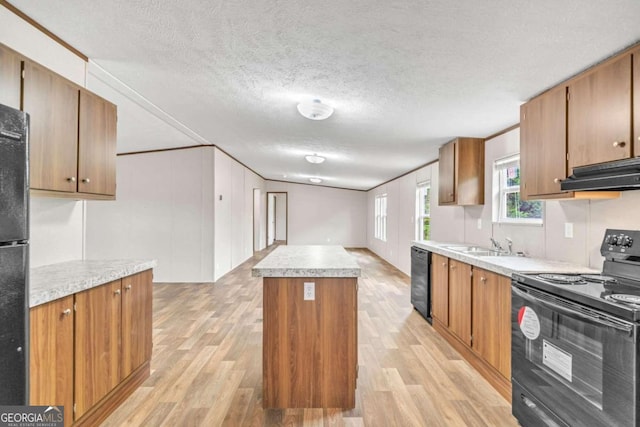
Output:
[490, 237, 503, 252]
[505, 237, 513, 255]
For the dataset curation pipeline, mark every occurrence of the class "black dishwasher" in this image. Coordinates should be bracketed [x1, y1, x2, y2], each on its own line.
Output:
[411, 246, 432, 323]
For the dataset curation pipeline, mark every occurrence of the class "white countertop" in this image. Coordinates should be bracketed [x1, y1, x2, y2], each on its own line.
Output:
[30, 259, 157, 307]
[412, 240, 598, 277]
[252, 245, 361, 278]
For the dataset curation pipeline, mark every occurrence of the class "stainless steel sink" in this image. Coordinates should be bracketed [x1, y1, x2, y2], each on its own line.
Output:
[446, 246, 506, 256]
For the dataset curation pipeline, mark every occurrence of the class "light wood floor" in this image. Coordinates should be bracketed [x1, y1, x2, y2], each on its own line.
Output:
[102, 247, 519, 426]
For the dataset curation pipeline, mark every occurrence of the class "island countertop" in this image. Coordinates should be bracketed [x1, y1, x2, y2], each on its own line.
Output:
[30, 259, 157, 307]
[252, 245, 361, 278]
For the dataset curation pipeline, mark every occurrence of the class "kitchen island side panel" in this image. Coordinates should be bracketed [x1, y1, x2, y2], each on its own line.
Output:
[263, 277, 357, 409]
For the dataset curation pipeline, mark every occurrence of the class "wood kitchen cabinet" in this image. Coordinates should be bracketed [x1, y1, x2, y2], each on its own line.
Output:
[448, 259, 472, 346]
[438, 137, 484, 206]
[29, 295, 74, 427]
[431, 253, 449, 326]
[78, 90, 117, 196]
[23, 60, 79, 193]
[0, 44, 22, 110]
[472, 268, 511, 380]
[121, 270, 153, 379]
[520, 86, 569, 199]
[74, 280, 122, 419]
[567, 54, 632, 173]
[7, 42, 118, 200]
[430, 257, 512, 400]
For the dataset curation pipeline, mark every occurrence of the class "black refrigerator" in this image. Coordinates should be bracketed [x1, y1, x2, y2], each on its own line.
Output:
[0, 103, 29, 405]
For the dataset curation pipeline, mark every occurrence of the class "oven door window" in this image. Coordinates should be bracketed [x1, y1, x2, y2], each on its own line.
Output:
[512, 284, 637, 427]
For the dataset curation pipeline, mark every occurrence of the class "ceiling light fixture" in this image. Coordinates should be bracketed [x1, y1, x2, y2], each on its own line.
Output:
[297, 99, 334, 120]
[305, 154, 325, 164]
[309, 178, 323, 184]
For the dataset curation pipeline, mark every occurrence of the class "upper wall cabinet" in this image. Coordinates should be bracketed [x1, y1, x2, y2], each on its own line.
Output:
[520, 86, 568, 199]
[19, 52, 117, 199]
[438, 137, 484, 206]
[0, 44, 22, 110]
[23, 60, 80, 193]
[567, 54, 632, 173]
[78, 90, 117, 196]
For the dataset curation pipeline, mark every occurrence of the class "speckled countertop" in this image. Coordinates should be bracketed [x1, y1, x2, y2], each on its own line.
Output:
[252, 245, 361, 278]
[412, 240, 598, 277]
[30, 259, 157, 307]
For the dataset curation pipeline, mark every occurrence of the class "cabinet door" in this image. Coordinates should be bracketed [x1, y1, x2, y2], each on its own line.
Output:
[74, 280, 121, 419]
[456, 138, 484, 205]
[520, 86, 567, 198]
[29, 296, 74, 427]
[78, 90, 117, 196]
[448, 259, 471, 346]
[121, 270, 153, 379]
[23, 61, 79, 192]
[0, 45, 22, 110]
[568, 54, 631, 173]
[472, 268, 511, 379]
[438, 141, 455, 204]
[431, 254, 449, 326]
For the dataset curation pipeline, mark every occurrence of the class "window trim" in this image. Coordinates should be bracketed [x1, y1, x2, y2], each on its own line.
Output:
[416, 181, 431, 240]
[494, 154, 543, 225]
[374, 193, 387, 241]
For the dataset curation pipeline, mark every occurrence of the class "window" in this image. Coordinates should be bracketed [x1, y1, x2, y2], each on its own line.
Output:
[416, 182, 431, 240]
[494, 154, 543, 224]
[374, 194, 387, 241]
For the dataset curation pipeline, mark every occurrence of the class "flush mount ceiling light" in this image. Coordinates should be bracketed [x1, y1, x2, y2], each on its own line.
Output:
[309, 178, 323, 184]
[305, 154, 326, 164]
[297, 99, 334, 120]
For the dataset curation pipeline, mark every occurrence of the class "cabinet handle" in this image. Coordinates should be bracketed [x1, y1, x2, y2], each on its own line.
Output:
[451, 265, 456, 270]
[553, 178, 559, 183]
[442, 262, 447, 267]
[82, 178, 91, 183]
[125, 284, 132, 291]
[62, 308, 71, 316]
[67, 177, 76, 182]
[613, 141, 626, 148]
[114, 289, 121, 295]
[480, 277, 487, 282]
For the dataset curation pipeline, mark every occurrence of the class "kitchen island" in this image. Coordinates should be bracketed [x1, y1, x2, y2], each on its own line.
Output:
[252, 245, 361, 409]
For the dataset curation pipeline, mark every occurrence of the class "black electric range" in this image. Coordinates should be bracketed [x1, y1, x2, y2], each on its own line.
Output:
[513, 228, 640, 321]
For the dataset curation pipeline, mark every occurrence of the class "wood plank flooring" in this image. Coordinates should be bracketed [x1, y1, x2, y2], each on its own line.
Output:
[102, 247, 518, 426]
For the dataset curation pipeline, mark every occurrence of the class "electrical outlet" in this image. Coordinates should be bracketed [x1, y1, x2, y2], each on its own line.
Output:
[564, 222, 574, 238]
[304, 282, 315, 300]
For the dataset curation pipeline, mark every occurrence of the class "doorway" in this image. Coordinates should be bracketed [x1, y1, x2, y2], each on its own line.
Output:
[266, 192, 288, 246]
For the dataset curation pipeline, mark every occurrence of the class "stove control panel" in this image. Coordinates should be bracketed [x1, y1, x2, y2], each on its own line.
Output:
[602, 229, 640, 257]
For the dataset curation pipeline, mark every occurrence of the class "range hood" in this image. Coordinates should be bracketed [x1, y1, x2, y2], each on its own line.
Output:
[561, 157, 640, 191]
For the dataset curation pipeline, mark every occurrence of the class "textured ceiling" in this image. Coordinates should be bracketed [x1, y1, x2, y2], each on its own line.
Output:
[9, 0, 640, 190]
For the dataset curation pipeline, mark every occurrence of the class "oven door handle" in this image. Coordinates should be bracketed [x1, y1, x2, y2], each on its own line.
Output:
[512, 284, 634, 334]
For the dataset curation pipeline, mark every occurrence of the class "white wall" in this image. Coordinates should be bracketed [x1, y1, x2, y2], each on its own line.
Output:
[86, 148, 214, 282]
[265, 181, 367, 247]
[368, 127, 640, 275]
[214, 148, 265, 281]
[87, 147, 265, 283]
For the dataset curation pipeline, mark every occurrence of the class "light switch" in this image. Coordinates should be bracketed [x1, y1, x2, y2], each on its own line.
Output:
[564, 222, 574, 239]
[304, 282, 315, 300]
[477, 219, 482, 230]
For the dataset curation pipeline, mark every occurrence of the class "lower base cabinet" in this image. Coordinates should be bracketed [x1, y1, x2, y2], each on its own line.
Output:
[29, 296, 74, 427]
[29, 270, 153, 426]
[431, 257, 511, 400]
